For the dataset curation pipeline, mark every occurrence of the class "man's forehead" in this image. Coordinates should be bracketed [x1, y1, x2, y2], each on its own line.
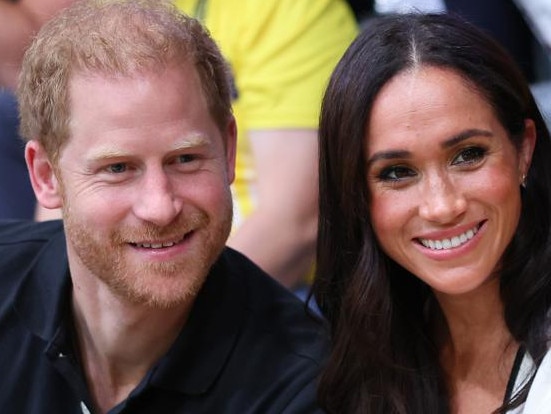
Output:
[68, 58, 198, 87]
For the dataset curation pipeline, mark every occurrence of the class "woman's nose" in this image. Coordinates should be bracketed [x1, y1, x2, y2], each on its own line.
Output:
[418, 173, 467, 223]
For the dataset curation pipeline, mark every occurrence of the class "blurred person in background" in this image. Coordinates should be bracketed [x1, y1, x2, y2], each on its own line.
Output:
[0, 0, 74, 219]
[172, 0, 358, 290]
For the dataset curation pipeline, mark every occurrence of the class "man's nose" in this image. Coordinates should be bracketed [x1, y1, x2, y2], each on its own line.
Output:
[132, 168, 182, 226]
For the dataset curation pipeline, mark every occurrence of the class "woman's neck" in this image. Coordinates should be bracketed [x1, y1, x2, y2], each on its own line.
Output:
[434, 279, 519, 413]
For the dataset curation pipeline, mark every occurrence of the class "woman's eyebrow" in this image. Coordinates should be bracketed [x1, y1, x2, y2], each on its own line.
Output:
[367, 150, 411, 167]
[441, 129, 493, 149]
[367, 129, 494, 167]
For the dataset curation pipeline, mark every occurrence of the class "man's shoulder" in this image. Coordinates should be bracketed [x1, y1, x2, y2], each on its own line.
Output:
[188, 248, 328, 412]
[0, 219, 64, 246]
[0, 220, 65, 274]
[219, 247, 328, 361]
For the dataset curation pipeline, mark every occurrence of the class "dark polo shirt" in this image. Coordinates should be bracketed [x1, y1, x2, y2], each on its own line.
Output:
[0, 220, 327, 413]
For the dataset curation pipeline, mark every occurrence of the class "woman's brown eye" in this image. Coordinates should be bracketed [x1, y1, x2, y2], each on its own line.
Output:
[379, 165, 416, 181]
[453, 147, 486, 165]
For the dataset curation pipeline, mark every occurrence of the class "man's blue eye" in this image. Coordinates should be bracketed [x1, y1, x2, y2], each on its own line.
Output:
[108, 163, 127, 173]
[178, 154, 195, 163]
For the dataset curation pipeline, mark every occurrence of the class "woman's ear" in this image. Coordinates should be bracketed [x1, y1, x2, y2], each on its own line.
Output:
[25, 140, 63, 209]
[519, 119, 537, 183]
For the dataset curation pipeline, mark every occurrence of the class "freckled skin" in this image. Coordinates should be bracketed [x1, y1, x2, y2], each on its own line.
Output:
[365, 66, 533, 298]
[55, 63, 236, 308]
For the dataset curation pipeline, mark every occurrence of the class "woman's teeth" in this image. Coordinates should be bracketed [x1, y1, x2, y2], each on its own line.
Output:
[418, 225, 479, 250]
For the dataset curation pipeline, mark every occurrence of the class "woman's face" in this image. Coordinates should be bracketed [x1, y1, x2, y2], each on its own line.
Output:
[365, 66, 535, 297]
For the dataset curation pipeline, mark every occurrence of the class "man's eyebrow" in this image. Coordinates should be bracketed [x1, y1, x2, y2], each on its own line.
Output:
[87, 134, 209, 161]
[170, 134, 209, 151]
[366, 129, 494, 167]
[87, 148, 128, 161]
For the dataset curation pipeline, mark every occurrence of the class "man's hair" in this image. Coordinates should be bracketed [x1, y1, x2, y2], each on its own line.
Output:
[17, 0, 233, 163]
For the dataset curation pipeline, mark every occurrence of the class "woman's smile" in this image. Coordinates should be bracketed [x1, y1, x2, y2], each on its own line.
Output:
[366, 66, 528, 296]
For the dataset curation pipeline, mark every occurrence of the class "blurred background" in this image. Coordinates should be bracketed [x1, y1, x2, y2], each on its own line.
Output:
[349, 0, 551, 126]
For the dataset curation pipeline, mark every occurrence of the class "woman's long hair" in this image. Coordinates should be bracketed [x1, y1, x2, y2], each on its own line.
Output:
[313, 13, 551, 413]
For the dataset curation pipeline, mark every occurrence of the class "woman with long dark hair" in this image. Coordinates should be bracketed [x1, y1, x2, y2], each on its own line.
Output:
[314, 13, 551, 413]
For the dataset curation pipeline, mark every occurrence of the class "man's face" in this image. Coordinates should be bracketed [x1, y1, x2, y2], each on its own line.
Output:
[56, 63, 235, 308]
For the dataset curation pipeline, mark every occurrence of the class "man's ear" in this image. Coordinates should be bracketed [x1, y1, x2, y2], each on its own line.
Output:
[25, 140, 63, 209]
[519, 119, 537, 182]
[225, 116, 237, 184]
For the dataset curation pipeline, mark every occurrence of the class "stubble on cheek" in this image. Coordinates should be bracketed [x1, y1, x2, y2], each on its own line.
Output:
[62, 189, 233, 308]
